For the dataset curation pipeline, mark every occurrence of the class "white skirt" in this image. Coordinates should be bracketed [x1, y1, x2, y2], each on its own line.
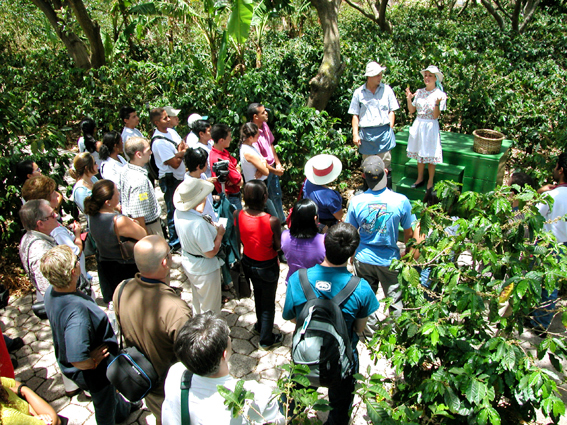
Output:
[406, 117, 442, 164]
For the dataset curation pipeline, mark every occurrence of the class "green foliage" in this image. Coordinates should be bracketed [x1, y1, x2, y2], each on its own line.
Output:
[275, 363, 330, 423]
[366, 181, 567, 423]
[0, 90, 71, 252]
[218, 380, 254, 418]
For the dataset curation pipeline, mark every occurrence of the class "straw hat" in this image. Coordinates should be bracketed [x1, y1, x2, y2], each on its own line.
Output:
[420, 65, 444, 83]
[304, 154, 343, 186]
[173, 178, 214, 212]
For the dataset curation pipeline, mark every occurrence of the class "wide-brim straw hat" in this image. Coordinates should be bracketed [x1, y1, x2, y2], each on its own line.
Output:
[420, 65, 444, 83]
[173, 178, 214, 212]
[304, 154, 343, 186]
[365, 61, 387, 77]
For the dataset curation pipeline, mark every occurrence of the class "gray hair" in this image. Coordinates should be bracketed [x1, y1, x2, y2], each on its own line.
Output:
[124, 136, 149, 159]
[19, 199, 50, 231]
[40, 245, 76, 289]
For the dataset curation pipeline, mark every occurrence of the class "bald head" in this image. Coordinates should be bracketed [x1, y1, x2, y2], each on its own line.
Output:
[134, 235, 170, 276]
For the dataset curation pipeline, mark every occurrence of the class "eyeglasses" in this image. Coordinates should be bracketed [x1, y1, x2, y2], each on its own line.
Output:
[39, 211, 57, 222]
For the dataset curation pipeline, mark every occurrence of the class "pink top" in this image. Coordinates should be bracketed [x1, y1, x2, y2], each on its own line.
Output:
[253, 122, 275, 166]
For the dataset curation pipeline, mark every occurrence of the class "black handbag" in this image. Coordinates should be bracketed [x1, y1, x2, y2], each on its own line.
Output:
[31, 301, 47, 320]
[106, 279, 159, 402]
[0, 283, 10, 309]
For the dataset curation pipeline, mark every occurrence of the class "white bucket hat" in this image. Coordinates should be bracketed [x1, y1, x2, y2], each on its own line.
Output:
[365, 61, 387, 77]
[187, 113, 209, 128]
[420, 65, 444, 83]
[304, 154, 343, 186]
[164, 106, 181, 117]
[173, 178, 214, 212]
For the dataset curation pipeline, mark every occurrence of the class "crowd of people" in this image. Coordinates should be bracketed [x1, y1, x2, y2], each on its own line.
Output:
[6, 61, 565, 425]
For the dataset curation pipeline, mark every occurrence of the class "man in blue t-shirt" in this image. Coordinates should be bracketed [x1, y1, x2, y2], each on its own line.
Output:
[346, 155, 417, 326]
[41, 245, 140, 425]
[283, 223, 379, 425]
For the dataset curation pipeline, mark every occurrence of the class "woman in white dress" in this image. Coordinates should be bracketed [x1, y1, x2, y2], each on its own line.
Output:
[406, 65, 447, 189]
[99, 130, 127, 185]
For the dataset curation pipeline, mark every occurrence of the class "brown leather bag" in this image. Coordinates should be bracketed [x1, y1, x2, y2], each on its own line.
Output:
[113, 215, 137, 261]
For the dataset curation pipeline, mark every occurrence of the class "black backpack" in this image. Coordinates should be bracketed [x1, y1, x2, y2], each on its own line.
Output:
[291, 268, 359, 388]
[149, 135, 176, 181]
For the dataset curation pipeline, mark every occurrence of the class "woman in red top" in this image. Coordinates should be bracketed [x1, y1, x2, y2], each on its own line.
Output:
[234, 180, 282, 350]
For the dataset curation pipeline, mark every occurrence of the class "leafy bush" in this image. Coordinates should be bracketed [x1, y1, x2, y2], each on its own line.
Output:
[364, 181, 567, 424]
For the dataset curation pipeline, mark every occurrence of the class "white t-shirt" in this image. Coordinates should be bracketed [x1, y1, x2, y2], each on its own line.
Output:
[162, 362, 284, 425]
[186, 132, 198, 145]
[187, 140, 214, 178]
[538, 186, 567, 243]
[240, 144, 267, 183]
[174, 209, 222, 275]
[152, 129, 185, 180]
[100, 156, 127, 186]
[121, 127, 143, 144]
[168, 128, 183, 145]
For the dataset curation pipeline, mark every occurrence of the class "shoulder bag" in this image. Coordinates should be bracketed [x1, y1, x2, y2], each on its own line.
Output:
[106, 279, 159, 402]
[113, 215, 137, 261]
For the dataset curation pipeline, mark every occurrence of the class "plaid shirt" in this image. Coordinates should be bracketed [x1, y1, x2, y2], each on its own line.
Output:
[119, 163, 161, 223]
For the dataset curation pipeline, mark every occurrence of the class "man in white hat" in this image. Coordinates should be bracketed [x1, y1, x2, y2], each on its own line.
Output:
[348, 61, 399, 186]
[346, 156, 417, 331]
[185, 113, 209, 145]
[303, 154, 344, 227]
[164, 105, 183, 145]
[174, 178, 225, 315]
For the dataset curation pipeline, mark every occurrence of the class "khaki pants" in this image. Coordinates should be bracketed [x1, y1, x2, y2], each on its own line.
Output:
[146, 219, 164, 237]
[362, 151, 391, 170]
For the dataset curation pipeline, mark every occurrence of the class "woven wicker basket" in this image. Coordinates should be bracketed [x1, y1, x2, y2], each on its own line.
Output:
[473, 129, 505, 155]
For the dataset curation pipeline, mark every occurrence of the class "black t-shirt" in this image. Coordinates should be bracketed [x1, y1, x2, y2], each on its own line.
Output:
[44, 286, 117, 392]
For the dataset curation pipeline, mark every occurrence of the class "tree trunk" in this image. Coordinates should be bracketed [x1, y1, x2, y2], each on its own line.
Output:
[307, 0, 345, 111]
[377, 0, 391, 32]
[67, 0, 106, 67]
[30, 0, 93, 69]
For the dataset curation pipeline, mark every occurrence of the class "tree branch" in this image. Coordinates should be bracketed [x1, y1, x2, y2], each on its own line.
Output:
[344, 0, 379, 24]
[479, 0, 505, 30]
[519, 0, 541, 32]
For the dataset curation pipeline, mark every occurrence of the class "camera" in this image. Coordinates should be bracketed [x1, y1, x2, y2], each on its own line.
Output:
[212, 159, 230, 184]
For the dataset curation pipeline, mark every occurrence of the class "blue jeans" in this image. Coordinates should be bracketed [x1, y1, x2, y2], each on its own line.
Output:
[266, 173, 285, 223]
[227, 193, 243, 211]
[90, 384, 132, 425]
[530, 288, 558, 330]
[242, 255, 279, 346]
[159, 176, 182, 248]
